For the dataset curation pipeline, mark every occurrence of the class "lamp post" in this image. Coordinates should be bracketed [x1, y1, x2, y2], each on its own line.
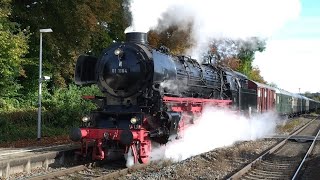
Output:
[37, 28, 53, 141]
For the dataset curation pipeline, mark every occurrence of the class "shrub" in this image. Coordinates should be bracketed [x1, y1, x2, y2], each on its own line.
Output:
[0, 84, 101, 142]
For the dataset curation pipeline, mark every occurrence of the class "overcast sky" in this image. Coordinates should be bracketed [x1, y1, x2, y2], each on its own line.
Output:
[253, 0, 320, 93]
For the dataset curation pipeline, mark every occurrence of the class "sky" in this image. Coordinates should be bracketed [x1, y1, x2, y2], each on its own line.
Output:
[253, 0, 320, 93]
[127, 0, 319, 93]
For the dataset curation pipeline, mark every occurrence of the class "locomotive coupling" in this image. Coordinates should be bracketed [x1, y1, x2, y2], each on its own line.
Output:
[120, 130, 134, 145]
[69, 127, 88, 142]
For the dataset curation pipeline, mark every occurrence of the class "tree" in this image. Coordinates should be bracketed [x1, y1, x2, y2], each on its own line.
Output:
[304, 91, 312, 98]
[0, 0, 29, 104]
[205, 37, 266, 83]
[236, 37, 266, 77]
[204, 39, 240, 64]
[148, 23, 194, 55]
[249, 67, 266, 83]
[11, 0, 131, 89]
[268, 82, 278, 88]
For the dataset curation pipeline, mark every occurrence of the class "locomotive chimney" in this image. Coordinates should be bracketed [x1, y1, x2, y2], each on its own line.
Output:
[125, 32, 148, 44]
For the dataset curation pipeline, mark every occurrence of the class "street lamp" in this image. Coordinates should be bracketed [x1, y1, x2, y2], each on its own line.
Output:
[37, 28, 53, 141]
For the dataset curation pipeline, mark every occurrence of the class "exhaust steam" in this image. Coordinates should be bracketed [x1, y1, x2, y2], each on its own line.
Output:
[150, 106, 279, 162]
[126, 0, 301, 60]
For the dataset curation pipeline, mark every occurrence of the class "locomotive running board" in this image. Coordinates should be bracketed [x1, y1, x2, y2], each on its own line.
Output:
[163, 96, 232, 105]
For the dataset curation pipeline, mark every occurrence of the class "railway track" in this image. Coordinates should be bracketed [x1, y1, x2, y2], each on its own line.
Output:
[228, 115, 320, 180]
[27, 116, 319, 180]
[292, 127, 320, 179]
[27, 160, 149, 180]
[29, 165, 88, 180]
[5, 115, 316, 179]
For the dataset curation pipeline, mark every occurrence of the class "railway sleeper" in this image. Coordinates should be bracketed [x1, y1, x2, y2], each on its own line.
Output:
[244, 171, 290, 180]
[250, 169, 286, 176]
[259, 161, 293, 167]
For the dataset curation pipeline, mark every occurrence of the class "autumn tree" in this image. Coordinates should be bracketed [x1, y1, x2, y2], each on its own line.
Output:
[206, 37, 266, 83]
[148, 24, 194, 55]
[219, 57, 240, 70]
[147, 11, 194, 55]
[250, 67, 266, 83]
[0, 0, 29, 104]
[237, 37, 266, 76]
[11, 0, 131, 89]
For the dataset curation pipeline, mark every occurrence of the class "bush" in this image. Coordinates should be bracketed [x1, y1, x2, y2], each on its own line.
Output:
[0, 109, 37, 142]
[0, 84, 101, 142]
[43, 84, 100, 127]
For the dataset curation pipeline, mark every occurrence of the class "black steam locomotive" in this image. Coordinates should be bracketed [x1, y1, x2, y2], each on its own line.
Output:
[70, 32, 256, 163]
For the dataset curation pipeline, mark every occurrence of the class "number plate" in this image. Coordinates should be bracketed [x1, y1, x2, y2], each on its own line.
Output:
[111, 68, 129, 74]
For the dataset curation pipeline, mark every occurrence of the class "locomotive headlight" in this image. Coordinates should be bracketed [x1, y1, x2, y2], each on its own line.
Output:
[82, 115, 90, 122]
[114, 48, 123, 57]
[130, 117, 138, 124]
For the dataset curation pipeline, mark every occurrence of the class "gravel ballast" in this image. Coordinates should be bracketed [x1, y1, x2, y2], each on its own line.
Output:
[119, 139, 278, 180]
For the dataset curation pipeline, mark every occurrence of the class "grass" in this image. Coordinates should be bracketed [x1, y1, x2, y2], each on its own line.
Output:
[277, 118, 302, 134]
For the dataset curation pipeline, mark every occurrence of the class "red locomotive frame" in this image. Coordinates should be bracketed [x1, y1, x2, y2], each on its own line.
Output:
[76, 96, 232, 163]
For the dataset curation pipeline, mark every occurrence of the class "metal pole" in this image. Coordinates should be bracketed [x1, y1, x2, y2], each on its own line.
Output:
[37, 32, 43, 141]
[37, 28, 52, 141]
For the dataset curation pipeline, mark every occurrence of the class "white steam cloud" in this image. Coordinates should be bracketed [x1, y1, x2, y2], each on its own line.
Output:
[126, 0, 299, 162]
[150, 107, 279, 162]
[126, 0, 301, 59]
[160, 79, 188, 95]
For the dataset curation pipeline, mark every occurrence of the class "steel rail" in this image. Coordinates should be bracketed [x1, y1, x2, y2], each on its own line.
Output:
[291, 128, 320, 180]
[228, 116, 318, 180]
[29, 165, 87, 180]
[93, 164, 148, 180]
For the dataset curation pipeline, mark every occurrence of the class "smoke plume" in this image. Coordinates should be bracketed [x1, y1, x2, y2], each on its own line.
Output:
[126, 0, 301, 59]
[150, 107, 279, 162]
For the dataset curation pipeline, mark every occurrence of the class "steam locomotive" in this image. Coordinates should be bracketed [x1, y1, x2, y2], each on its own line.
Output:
[70, 32, 320, 164]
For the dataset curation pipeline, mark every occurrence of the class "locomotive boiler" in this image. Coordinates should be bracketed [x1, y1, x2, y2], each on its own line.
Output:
[70, 32, 248, 164]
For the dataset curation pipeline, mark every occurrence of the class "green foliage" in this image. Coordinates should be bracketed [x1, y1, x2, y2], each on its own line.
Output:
[248, 67, 266, 83]
[0, 0, 131, 143]
[43, 84, 100, 128]
[236, 37, 266, 80]
[304, 92, 320, 101]
[12, 0, 131, 88]
[0, 109, 67, 142]
[0, 109, 37, 142]
[0, 84, 101, 142]
[207, 37, 266, 83]
[0, 0, 29, 100]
